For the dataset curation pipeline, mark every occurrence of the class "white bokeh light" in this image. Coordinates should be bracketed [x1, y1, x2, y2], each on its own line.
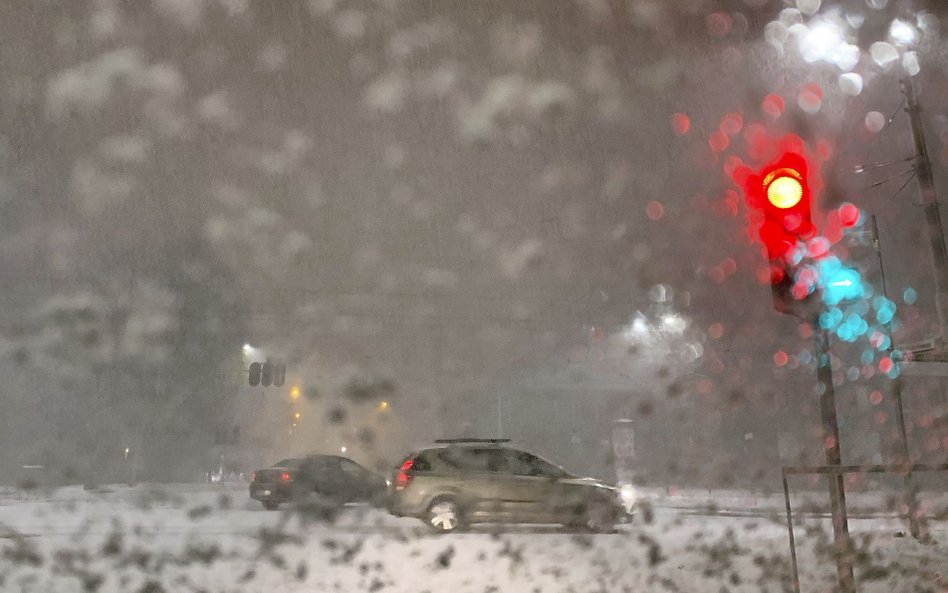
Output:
[865, 111, 886, 133]
[838, 72, 863, 96]
[870, 41, 899, 67]
[798, 20, 844, 63]
[796, 0, 821, 17]
[902, 51, 920, 76]
[888, 18, 916, 45]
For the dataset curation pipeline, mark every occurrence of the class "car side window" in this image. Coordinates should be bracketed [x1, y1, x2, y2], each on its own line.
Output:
[504, 450, 565, 478]
[435, 447, 504, 473]
[339, 459, 366, 479]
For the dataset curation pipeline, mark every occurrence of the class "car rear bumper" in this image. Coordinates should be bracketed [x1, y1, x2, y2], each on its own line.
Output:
[249, 483, 292, 503]
[387, 491, 427, 518]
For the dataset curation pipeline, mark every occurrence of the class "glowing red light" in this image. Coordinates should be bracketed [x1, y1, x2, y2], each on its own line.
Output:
[798, 83, 823, 113]
[838, 203, 860, 227]
[720, 112, 743, 136]
[773, 351, 789, 367]
[672, 113, 690, 135]
[706, 12, 732, 37]
[764, 168, 804, 209]
[743, 151, 814, 267]
[251, 472, 256, 482]
[279, 471, 292, 482]
[761, 94, 784, 118]
[708, 322, 724, 339]
[817, 140, 834, 161]
[869, 391, 883, 405]
[879, 357, 893, 373]
[723, 155, 743, 177]
[646, 200, 665, 220]
[709, 130, 730, 153]
[807, 236, 830, 258]
[395, 459, 415, 490]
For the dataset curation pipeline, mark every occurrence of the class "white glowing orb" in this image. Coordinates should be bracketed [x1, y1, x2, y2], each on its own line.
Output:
[888, 19, 916, 45]
[838, 72, 863, 96]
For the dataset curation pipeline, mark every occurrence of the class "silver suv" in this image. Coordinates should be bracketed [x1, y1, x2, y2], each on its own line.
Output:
[387, 439, 634, 533]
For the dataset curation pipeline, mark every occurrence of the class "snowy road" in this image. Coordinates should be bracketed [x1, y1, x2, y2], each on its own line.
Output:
[0, 484, 945, 593]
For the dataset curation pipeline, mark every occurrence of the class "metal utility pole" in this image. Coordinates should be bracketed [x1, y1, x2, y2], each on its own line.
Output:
[902, 77, 948, 343]
[870, 215, 924, 541]
[813, 327, 856, 593]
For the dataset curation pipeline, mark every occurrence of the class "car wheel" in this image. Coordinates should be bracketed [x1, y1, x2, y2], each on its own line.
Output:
[583, 504, 618, 533]
[425, 498, 462, 533]
[262, 500, 279, 511]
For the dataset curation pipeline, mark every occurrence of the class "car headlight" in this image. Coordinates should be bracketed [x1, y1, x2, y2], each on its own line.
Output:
[618, 484, 637, 511]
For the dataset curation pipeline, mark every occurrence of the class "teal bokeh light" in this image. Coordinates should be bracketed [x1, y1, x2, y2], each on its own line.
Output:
[903, 287, 918, 305]
[820, 257, 864, 306]
[874, 296, 896, 325]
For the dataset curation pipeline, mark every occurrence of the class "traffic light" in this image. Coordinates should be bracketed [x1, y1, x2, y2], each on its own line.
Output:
[743, 152, 817, 317]
[249, 362, 262, 386]
[248, 361, 286, 387]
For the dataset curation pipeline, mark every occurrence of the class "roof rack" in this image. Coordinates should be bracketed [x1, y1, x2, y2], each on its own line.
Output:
[434, 438, 511, 444]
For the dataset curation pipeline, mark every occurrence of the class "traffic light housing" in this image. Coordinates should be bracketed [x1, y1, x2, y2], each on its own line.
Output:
[743, 152, 816, 317]
[247, 361, 286, 387]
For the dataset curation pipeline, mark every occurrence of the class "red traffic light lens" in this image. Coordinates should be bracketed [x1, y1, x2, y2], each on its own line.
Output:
[763, 168, 803, 209]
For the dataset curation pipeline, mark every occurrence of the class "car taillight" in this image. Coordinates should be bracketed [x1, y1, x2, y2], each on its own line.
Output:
[394, 459, 414, 490]
[251, 472, 256, 482]
[279, 471, 293, 482]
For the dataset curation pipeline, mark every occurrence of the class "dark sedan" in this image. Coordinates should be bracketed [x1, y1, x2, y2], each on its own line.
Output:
[249, 455, 387, 510]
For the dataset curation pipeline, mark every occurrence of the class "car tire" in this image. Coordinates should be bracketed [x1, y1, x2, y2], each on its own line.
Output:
[582, 504, 618, 533]
[263, 500, 279, 511]
[425, 497, 463, 533]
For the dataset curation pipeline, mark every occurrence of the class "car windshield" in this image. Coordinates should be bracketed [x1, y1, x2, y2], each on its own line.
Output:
[3, 2, 948, 592]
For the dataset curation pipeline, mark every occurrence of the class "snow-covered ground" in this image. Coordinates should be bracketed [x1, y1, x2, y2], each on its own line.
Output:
[0, 484, 945, 593]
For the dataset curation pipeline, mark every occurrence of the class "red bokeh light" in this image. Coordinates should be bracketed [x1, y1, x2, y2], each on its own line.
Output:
[839, 203, 860, 227]
[646, 200, 665, 220]
[773, 350, 789, 366]
[723, 155, 743, 177]
[761, 94, 784, 118]
[708, 322, 724, 339]
[879, 357, 893, 373]
[869, 390, 883, 405]
[720, 112, 743, 136]
[706, 12, 732, 37]
[709, 130, 730, 153]
[672, 112, 690, 135]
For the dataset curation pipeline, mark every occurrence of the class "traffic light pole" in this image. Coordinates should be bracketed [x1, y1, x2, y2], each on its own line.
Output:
[902, 77, 948, 344]
[870, 215, 924, 541]
[813, 326, 856, 593]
